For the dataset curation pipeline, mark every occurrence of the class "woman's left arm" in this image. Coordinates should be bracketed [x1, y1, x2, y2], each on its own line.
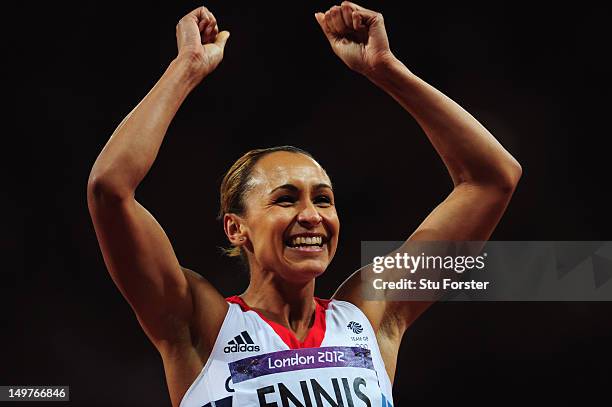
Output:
[318, 2, 521, 341]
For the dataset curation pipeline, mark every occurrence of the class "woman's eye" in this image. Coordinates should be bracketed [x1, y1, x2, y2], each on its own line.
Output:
[314, 195, 332, 206]
[275, 195, 296, 205]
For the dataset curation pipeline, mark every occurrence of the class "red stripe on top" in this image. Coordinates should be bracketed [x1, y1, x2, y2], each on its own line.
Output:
[226, 296, 331, 349]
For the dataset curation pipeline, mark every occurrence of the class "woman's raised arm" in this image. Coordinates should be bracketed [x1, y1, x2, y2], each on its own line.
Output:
[317, 1, 521, 373]
[87, 7, 229, 356]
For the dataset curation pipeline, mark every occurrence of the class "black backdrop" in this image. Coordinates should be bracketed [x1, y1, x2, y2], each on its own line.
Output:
[4, 1, 611, 405]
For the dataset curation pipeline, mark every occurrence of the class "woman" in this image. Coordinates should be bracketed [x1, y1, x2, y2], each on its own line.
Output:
[87, 2, 521, 406]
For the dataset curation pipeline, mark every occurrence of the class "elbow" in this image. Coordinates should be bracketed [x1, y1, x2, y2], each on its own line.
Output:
[498, 158, 522, 194]
[463, 158, 522, 195]
[487, 154, 523, 194]
[87, 172, 133, 205]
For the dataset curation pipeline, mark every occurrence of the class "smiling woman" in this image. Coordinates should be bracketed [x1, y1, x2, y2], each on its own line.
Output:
[220, 148, 339, 284]
[87, 2, 521, 407]
[217, 146, 338, 277]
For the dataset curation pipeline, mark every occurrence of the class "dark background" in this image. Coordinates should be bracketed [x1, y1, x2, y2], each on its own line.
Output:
[4, 0, 611, 405]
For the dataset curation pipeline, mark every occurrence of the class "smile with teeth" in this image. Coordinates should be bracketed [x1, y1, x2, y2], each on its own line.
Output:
[287, 236, 324, 248]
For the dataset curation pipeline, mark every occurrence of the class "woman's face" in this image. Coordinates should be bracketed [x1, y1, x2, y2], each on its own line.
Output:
[241, 152, 340, 283]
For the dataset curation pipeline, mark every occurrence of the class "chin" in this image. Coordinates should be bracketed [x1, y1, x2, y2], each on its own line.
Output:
[285, 260, 328, 282]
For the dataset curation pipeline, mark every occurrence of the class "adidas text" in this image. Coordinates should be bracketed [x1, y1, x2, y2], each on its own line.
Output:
[224, 344, 261, 353]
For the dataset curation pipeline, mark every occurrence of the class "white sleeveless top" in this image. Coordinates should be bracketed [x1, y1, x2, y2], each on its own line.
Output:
[180, 296, 394, 407]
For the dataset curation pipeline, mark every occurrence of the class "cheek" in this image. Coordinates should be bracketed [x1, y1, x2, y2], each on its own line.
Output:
[325, 210, 340, 232]
[330, 213, 340, 242]
[251, 210, 293, 246]
[268, 210, 295, 229]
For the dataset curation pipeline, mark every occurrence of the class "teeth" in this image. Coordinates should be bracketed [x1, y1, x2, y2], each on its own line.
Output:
[290, 236, 323, 246]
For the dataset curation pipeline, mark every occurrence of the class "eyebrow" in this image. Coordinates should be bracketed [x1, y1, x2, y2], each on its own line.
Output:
[269, 183, 333, 194]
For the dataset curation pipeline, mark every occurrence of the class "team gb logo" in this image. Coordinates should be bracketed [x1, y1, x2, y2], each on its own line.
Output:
[347, 321, 364, 334]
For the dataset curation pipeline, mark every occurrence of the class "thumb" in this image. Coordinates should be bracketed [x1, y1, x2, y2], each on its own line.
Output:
[214, 31, 230, 49]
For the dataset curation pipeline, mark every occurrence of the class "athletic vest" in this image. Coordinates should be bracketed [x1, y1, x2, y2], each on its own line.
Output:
[179, 296, 394, 407]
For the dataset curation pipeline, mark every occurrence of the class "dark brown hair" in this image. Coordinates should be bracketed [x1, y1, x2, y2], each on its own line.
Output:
[218, 146, 314, 258]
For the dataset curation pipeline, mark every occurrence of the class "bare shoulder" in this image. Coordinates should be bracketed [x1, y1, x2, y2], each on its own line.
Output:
[155, 268, 229, 407]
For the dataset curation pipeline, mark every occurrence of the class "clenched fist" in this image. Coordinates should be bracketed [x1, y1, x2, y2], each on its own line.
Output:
[175, 6, 230, 82]
[315, 2, 394, 76]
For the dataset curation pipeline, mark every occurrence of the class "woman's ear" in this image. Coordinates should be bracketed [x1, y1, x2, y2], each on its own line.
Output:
[223, 213, 248, 247]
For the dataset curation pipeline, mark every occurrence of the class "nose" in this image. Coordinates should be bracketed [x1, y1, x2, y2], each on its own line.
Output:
[297, 201, 322, 228]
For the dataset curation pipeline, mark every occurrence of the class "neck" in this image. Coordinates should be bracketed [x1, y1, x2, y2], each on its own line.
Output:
[241, 269, 317, 334]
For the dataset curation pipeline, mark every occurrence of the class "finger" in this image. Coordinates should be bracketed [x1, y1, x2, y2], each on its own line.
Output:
[341, 1, 371, 13]
[329, 6, 347, 34]
[196, 10, 211, 35]
[202, 10, 218, 43]
[204, 10, 217, 30]
[352, 8, 380, 29]
[315, 12, 334, 41]
[204, 9, 216, 24]
[188, 5, 208, 19]
[177, 8, 207, 48]
[213, 30, 230, 50]
[194, 6, 211, 27]
[340, 3, 354, 29]
[351, 10, 363, 31]
[203, 23, 214, 43]
[324, 10, 338, 36]
[204, 24, 219, 44]
[179, 6, 207, 30]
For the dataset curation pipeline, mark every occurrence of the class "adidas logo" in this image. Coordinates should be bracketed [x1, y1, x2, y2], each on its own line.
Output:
[223, 331, 261, 353]
[347, 321, 364, 334]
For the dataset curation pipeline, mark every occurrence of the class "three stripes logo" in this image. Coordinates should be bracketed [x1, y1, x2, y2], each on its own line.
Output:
[347, 321, 364, 334]
[223, 331, 261, 353]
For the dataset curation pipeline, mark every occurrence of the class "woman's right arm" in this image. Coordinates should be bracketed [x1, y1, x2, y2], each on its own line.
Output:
[87, 7, 229, 354]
